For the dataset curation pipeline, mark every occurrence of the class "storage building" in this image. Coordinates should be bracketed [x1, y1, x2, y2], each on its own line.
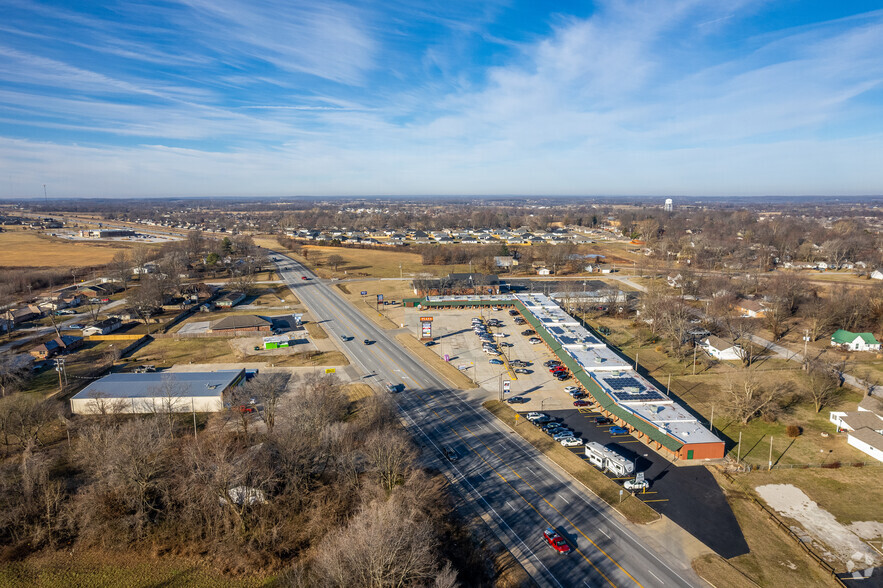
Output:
[70, 369, 245, 415]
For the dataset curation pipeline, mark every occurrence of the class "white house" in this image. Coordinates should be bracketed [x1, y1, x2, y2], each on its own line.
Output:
[830, 330, 881, 352]
[700, 336, 745, 361]
[536, 267, 551, 276]
[871, 269, 883, 280]
[82, 317, 123, 337]
[830, 396, 883, 463]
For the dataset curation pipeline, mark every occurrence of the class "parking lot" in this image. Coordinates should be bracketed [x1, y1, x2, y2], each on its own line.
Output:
[408, 303, 748, 559]
[409, 306, 580, 407]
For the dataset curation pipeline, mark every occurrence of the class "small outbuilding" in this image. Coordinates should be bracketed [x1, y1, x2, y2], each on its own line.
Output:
[700, 336, 745, 361]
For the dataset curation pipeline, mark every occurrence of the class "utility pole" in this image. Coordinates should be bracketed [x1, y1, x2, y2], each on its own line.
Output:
[693, 344, 697, 375]
[634, 351, 639, 371]
[54, 358, 65, 393]
[803, 329, 810, 363]
[768, 436, 773, 471]
[736, 431, 742, 464]
[666, 373, 671, 397]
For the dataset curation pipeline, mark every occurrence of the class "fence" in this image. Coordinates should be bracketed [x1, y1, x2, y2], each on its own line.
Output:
[85, 334, 145, 341]
[721, 471, 847, 587]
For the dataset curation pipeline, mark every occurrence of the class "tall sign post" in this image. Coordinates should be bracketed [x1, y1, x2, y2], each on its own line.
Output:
[376, 293, 383, 311]
[419, 316, 433, 341]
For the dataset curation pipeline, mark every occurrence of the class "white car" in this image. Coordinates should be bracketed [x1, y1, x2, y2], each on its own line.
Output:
[529, 337, 542, 344]
[526, 412, 547, 421]
[492, 332, 507, 338]
[624, 479, 650, 491]
[559, 437, 584, 447]
[564, 386, 580, 394]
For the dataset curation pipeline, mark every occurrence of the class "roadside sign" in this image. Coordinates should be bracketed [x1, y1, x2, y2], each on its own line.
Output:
[458, 364, 468, 371]
[376, 294, 384, 303]
[419, 316, 433, 322]
[635, 472, 644, 483]
[443, 354, 450, 362]
[325, 368, 336, 374]
[503, 380, 511, 394]
[360, 290, 368, 296]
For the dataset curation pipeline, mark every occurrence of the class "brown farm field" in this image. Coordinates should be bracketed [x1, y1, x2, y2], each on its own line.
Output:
[0, 229, 149, 268]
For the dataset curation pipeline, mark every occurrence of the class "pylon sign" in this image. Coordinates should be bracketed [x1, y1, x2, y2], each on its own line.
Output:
[503, 380, 511, 394]
[420, 316, 433, 339]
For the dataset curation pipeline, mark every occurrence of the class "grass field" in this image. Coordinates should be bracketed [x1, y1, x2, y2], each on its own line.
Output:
[0, 551, 270, 588]
[0, 229, 150, 268]
[483, 400, 659, 525]
[698, 470, 839, 588]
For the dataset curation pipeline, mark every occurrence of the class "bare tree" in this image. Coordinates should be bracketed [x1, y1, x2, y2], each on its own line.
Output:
[246, 371, 291, 434]
[0, 351, 31, 397]
[150, 375, 188, 436]
[724, 317, 761, 367]
[802, 297, 834, 341]
[327, 254, 345, 272]
[364, 430, 415, 492]
[723, 370, 791, 424]
[109, 251, 131, 290]
[312, 497, 442, 588]
[804, 360, 843, 413]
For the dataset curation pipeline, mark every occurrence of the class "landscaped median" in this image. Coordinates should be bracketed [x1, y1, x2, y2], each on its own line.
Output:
[396, 333, 478, 390]
[483, 400, 659, 525]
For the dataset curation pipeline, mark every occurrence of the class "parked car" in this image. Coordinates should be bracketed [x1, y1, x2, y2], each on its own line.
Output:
[499, 342, 513, 347]
[529, 337, 542, 345]
[554, 374, 571, 381]
[489, 358, 504, 365]
[506, 396, 528, 404]
[542, 422, 564, 433]
[564, 386, 580, 394]
[543, 360, 561, 367]
[66, 324, 84, 330]
[424, 340, 436, 346]
[624, 478, 650, 491]
[571, 392, 588, 399]
[552, 430, 576, 441]
[301, 276, 308, 280]
[237, 405, 256, 413]
[595, 417, 612, 425]
[610, 426, 630, 435]
[514, 368, 531, 374]
[508, 309, 519, 316]
[549, 366, 567, 373]
[521, 329, 536, 336]
[525, 411, 546, 420]
[559, 437, 584, 447]
[543, 528, 571, 554]
[573, 400, 591, 407]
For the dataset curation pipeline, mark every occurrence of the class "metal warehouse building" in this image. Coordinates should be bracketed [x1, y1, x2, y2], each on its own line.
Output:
[70, 369, 245, 415]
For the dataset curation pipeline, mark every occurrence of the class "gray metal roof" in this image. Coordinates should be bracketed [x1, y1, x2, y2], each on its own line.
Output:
[72, 370, 244, 399]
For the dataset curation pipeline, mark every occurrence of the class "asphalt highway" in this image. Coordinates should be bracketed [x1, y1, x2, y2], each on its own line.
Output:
[272, 252, 705, 588]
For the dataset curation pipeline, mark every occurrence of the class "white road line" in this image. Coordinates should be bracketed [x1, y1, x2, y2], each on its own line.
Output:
[599, 527, 609, 538]
[558, 494, 570, 504]
[648, 570, 664, 585]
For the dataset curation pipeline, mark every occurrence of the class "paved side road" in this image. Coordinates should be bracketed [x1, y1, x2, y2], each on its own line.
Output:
[272, 252, 706, 588]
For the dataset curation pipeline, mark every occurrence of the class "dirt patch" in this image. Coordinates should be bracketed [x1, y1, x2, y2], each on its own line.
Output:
[0, 229, 152, 268]
[755, 484, 881, 571]
[304, 321, 328, 339]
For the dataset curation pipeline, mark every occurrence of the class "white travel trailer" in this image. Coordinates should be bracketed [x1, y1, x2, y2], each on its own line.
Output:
[584, 442, 635, 476]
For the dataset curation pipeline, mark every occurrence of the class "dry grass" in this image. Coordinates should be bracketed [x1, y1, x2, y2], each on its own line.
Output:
[336, 280, 417, 330]
[0, 550, 269, 588]
[483, 400, 660, 525]
[691, 554, 760, 588]
[304, 321, 328, 339]
[128, 336, 347, 368]
[395, 333, 478, 390]
[0, 229, 151, 268]
[304, 245, 474, 279]
[701, 469, 838, 588]
[343, 382, 375, 402]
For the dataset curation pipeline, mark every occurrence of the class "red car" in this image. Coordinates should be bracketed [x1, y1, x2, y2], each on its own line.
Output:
[550, 366, 567, 374]
[573, 400, 591, 407]
[543, 528, 570, 554]
[300, 276, 308, 280]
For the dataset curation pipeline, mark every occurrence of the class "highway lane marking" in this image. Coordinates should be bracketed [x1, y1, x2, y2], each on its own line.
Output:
[647, 571, 664, 585]
[459, 423, 638, 588]
[559, 494, 570, 504]
[395, 407, 563, 588]
[599, 528, 609, 538]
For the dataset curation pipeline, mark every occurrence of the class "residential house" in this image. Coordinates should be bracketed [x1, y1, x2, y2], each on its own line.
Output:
[208, 315, 272, 334]
[830, 330, 881, 352]
[871, 269, 883, 281]
[83, 318, 123, 337]
[536, 267, 551, 276]
[215, 291, 247, 308]
[3, 304, 42, 325]
[735, 298, 766, 318]
[30, 335, 84, 360]
[700, 336, 745, 361]
[829, 396, 883, 463]
[494, 256, 517, 268]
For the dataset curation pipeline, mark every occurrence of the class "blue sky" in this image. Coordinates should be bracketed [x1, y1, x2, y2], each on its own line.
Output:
[1, 0, 882, 198]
